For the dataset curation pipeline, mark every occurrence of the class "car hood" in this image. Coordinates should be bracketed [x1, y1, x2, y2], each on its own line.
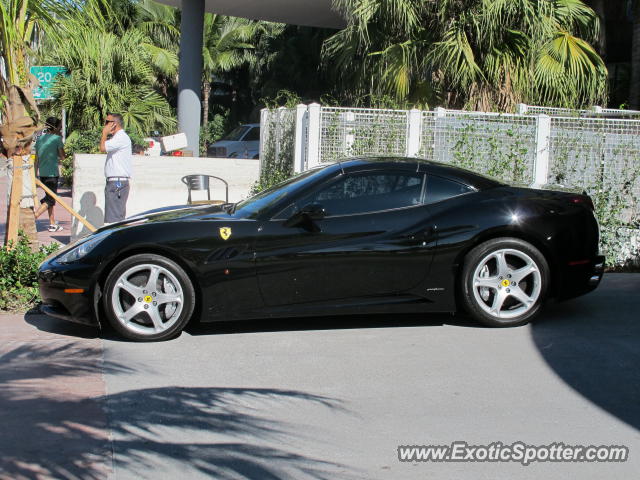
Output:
[98, 204, 235, 232]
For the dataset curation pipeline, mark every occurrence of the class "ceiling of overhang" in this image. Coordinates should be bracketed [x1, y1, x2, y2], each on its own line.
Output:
[156, 0, 346, 29]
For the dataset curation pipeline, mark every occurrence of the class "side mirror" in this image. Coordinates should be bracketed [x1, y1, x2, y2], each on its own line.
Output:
[300, 203, 326, 220]
[283, 204, 326, 230]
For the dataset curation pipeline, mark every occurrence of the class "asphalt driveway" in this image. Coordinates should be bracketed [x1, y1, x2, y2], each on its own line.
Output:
[1, 274, 639, 479]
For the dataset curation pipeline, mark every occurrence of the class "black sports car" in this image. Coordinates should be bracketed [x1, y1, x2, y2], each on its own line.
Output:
[38, 157, 605, 341]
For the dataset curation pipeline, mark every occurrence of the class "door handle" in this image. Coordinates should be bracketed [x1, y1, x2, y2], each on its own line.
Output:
[423, 225, 437, 239]
[404, 226, 436, 242]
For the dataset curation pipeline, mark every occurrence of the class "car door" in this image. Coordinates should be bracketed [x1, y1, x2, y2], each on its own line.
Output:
[171, 216, 262, 319]
[254, 169, 437, 306]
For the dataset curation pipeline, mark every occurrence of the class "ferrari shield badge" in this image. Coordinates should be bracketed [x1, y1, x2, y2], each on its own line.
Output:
[219, 227, 232, 241]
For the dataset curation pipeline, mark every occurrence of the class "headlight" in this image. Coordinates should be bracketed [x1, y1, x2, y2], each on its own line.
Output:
[56, 233, 109, 264]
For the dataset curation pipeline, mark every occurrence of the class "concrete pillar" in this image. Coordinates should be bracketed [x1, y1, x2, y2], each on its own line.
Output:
[177, 0, 205, 155]
[433, 107, 447, 163]
[259, 108, 269, 173]
[344, 111, 355, 155]
[406, 108, 423, 157]
[533, 114, 551, 187]
[293, 104, 308, 173]
[306, 103, 321, 169]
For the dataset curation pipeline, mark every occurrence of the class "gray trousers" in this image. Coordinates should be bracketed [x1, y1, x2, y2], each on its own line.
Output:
[104, 179, 130, 223]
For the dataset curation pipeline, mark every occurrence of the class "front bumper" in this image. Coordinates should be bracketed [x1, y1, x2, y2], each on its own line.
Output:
[38, 259, 99, 327]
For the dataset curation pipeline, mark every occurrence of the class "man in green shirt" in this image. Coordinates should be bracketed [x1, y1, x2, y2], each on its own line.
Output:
[34, 117, 65, 232]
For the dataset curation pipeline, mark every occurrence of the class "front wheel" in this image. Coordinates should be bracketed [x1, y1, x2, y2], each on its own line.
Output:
[103, 254, 196, 341]
[460, 238, 549, 327]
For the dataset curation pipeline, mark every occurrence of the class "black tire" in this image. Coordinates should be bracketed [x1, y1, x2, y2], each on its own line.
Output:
[460, 237, 549, 327]
[103, 253, 196, 341]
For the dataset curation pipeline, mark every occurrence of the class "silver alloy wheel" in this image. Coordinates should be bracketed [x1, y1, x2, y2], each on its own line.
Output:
[471, 248, 542, 320]
[110, 263, 185, 335]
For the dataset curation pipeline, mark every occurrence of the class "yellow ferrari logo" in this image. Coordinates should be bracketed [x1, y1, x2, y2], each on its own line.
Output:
[144, 295, 153, 303]
[219, 227, 232, 240]
[501, 279, 510, 287]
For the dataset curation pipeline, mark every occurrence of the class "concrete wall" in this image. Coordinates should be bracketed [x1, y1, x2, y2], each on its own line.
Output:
[71, 154, 260, 239]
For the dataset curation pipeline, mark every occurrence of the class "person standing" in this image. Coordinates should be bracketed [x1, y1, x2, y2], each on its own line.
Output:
[34, 117, 65, 232]
[99, 113, 132, 223]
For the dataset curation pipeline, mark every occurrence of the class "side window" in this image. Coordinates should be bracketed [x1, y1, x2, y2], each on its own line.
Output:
[301, 172, 425, 216]
[425, 175, 473, 204]
[243, 128, 260, 141]
[274, 203, 297, 219]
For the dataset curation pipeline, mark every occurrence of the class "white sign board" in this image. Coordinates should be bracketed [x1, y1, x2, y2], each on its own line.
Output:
[161, 133, 188, 152]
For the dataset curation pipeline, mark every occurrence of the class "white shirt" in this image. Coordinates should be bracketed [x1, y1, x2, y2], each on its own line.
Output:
[104, 129, 133, 178]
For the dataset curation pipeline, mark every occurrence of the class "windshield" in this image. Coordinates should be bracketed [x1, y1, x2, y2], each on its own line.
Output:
[223, 126, 250, 141]
[233, 167, 330, 219]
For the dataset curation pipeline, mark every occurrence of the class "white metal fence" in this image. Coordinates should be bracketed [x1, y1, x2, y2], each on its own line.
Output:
[518, 103, 640, 118]
[259, 103, 640, 266]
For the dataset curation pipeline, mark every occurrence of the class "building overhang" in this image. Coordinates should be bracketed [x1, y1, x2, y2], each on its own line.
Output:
[156, 0, 346, 29]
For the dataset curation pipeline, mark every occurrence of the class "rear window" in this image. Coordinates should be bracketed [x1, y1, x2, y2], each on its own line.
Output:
[425, 175, 473, 204]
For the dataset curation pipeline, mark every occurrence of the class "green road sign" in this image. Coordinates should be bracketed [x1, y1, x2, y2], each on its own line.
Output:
[30, 66, 67, 100]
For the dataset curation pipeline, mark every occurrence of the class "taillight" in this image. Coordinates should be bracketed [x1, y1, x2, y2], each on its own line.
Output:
[569, 195, 594, 211]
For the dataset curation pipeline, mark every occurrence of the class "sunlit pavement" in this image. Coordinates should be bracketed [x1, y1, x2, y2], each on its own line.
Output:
[1, 274, 639, 479]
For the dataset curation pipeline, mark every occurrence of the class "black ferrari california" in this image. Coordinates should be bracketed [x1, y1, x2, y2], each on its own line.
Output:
[38, 157, 605, 341]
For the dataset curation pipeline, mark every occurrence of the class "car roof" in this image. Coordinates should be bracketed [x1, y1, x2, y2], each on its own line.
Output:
[335, 156, 504, 190]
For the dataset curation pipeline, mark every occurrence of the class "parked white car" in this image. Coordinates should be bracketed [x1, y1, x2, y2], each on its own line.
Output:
[207, 123, 260, 159]
[143, 137, 163, 156]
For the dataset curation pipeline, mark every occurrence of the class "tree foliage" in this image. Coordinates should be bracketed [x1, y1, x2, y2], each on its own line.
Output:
[44, 29, 176, 134]
[324, 0, 608, 110]
[0, 0, 59, 90]
[37, 0, 176, 135]
[200, 14, 264, 125]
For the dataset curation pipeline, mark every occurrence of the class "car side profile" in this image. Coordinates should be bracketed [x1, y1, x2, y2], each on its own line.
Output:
[207, 123, 260, 159]
[38, 157, 605, 341]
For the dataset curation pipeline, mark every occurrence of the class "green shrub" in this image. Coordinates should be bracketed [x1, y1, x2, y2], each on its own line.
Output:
[249, 170, 291, 195]
[252, 90, 300, 195]
[0, 233, 59, 312]
[200, 113, 229, 156]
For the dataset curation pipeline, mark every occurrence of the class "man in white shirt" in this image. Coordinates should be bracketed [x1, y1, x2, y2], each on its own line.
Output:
[99, 113, 132, 223]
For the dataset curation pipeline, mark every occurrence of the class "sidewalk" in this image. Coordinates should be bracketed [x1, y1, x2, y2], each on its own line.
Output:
[1, 174, 72, 247]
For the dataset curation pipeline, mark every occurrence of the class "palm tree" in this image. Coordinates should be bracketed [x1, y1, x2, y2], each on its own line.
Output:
[0, 0, 57, 92]
[250, 24, 333, 103]
[43, 28, 176, 134]
[133, 5, 262, 126]
[630, 0, 640, 109]
[0, 0, 70, 154]
[324, 0, 608, 110]
[40, 0, 176, 135]
[200, 15, 261, 126]
[135, 0, 180, 97]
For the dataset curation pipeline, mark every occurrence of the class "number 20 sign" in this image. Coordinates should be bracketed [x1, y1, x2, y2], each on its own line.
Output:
[30, 66, 68, 100]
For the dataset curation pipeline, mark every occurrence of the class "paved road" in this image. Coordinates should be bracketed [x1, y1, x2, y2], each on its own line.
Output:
[1, 274, 639, 479]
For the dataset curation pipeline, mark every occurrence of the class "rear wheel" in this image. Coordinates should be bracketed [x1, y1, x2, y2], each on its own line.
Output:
[103, 254, 195, 341]
[460, 238, 549, 327]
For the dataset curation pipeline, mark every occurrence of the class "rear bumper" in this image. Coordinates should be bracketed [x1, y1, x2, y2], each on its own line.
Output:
[556, 255, 605, 300]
